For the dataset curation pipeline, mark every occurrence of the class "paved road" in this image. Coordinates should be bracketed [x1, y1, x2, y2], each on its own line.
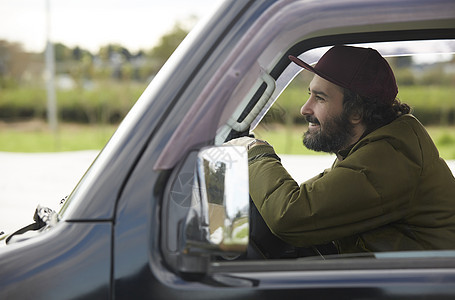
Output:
[1, 151, 453, 235]
[0, 151, 99, 234]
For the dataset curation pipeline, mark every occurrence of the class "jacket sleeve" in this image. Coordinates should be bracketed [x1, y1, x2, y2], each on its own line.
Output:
[248, 142, 421, 247]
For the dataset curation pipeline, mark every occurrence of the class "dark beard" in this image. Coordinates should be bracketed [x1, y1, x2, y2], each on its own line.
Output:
[303, 112, 355, 153]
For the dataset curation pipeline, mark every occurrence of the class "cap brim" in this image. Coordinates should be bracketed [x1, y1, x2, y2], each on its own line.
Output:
[288, 55, 348, 90]
[288, 55, 316, 73]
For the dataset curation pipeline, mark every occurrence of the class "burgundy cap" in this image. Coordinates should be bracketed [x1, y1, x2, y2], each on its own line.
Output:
[289, 45, 398, 105]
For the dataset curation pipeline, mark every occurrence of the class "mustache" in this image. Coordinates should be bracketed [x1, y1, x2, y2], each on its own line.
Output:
[305, 115, 320, 125]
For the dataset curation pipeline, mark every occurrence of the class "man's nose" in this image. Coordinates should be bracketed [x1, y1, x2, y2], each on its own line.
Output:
[300, 98, 312, 116]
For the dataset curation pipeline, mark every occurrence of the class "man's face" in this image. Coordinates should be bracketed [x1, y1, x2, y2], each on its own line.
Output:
[301, 75, 355, 153]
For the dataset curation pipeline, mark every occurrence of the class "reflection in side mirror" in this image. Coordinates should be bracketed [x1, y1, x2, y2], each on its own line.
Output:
[182, 146, 249, 258]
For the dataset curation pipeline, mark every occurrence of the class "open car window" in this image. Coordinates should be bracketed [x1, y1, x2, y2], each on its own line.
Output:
[220, 39, 455, 260]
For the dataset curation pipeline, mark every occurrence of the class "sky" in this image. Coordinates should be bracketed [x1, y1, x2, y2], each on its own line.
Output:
[1, 0, 453, 61]
[0, 0, 223, 53]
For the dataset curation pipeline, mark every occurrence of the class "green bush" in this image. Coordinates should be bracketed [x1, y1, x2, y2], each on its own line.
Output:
[399, 86, 455, 125]
[0, 82, 144, 123]
[1, 83, 454, 126]
[437, 133, 455, 146]
[269, 84, 455, 126]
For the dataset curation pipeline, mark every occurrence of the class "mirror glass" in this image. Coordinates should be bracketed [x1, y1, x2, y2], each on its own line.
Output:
[184, 146, 249, 254]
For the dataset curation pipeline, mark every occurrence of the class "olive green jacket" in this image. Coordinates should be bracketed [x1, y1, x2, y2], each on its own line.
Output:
[248, 115, 455, 253]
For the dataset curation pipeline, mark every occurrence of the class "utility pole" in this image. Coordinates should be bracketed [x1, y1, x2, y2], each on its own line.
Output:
[45, 0, 57, 133]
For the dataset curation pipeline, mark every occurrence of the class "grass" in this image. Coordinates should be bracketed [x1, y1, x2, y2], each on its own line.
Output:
[0, 120, 116, 152]
[1, 120, 454, 160]
[427, 126, 455, 160]
[254, 123, 455, 160]
[254, 124, 319, 156]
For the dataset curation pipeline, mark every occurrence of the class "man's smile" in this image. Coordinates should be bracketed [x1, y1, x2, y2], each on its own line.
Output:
[306, 116, 321, 130]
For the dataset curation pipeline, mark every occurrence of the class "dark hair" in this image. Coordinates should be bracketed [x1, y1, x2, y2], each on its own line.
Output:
[343, 88, 411, 132]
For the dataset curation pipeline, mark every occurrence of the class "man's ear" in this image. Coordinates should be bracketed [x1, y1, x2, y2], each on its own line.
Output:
[349, 112, 362, 125]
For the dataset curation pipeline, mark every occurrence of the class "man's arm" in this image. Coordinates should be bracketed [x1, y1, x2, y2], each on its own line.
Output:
[248, 141, 420, 248]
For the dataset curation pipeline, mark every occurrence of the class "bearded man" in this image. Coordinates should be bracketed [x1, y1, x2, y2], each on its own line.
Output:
[228, 45, 455, 255]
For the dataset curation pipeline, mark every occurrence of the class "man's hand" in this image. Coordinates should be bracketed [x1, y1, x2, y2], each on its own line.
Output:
[224, 136, 255, 148]
[224, 137, 270, 150]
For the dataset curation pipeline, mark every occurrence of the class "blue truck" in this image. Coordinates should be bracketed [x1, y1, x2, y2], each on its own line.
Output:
[1, 0, 455, 298]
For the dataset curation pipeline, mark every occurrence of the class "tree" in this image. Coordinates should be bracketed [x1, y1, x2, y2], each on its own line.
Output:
[96, 44, 135, 80]
[0, 40, 32, 87]
[54, 43, 72, 62]
[148, 22, 190, 74]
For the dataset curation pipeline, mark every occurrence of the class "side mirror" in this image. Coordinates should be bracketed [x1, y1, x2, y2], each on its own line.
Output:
[179, 146, 249, 272]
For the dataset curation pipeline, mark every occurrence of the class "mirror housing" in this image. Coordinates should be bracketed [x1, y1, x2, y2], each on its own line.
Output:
[178, 146, 249, 272]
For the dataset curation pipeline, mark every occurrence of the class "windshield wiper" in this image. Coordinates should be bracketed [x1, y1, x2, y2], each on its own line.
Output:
[5, 205, 59, 244]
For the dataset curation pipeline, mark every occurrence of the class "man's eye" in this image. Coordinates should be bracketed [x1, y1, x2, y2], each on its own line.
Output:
[308, 91, 325, 101]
